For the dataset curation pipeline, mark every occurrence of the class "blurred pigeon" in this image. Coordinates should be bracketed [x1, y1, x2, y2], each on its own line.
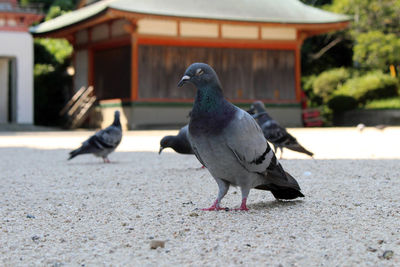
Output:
[248, 101, 313, 159]
[68, 111, 122, 163]
[159, 125, 194, 155]
[357, 123, 366, 132]
[375, 124, 387, 131]
[178, 63, 304, 211]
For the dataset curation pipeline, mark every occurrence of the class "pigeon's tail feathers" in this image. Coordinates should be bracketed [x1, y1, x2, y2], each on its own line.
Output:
[68, 145, 91, 160]
[285, 143, 314, 157]
[68, 148, 81, 160]
[256, 166, 304, 199]
[270, 187, 305, 200]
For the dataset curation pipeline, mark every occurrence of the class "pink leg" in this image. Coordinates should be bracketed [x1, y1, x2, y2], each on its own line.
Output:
[234, 198, 249, 211]
[103, 157, 111, 163]
[201, 199, 228, 211]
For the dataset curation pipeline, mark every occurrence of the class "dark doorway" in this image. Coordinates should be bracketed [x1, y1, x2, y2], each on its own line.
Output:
[8, 58, 17, 122]
[93, 45, 131, 100]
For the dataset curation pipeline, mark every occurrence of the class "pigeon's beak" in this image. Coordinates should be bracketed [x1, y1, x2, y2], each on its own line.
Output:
[159, 146, 164, 155]
[178, 75, 191, 87]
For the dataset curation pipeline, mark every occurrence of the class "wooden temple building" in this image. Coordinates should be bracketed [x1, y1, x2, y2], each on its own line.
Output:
[30, 0, 350, 128]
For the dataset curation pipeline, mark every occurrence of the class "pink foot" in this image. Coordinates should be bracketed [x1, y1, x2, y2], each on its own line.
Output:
[103, 158, 111, 163]
[234, 198, 249, 211]
[201, 165, 206, 169]
[201, 200, 228, 211]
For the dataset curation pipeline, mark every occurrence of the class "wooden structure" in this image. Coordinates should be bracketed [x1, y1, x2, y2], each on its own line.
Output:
[60, 86, 97, 129]
[30, 0, 350, 128]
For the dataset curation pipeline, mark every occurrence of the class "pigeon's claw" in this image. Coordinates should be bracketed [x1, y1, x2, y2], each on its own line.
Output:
[201, 206, 227, 211]
[234, 198, 249, 211]
[201, 200, 228, 211]
[103, 157, 111, 163]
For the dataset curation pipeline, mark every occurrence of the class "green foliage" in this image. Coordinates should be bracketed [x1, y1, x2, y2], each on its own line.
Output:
[327, 94, 358, 113]
[335, 71, 399, 103]
[328, 0, 400, 35]
[302, 75, 323, 107]
[312, 68, 350, 102]
[33, 38, 73, 126]
[353, 31, 400, 69]
[34, 38, 73, 64]
[364, 97, 400, 109]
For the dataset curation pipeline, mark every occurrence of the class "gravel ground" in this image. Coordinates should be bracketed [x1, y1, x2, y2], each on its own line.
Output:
[0, 127, 399, 266]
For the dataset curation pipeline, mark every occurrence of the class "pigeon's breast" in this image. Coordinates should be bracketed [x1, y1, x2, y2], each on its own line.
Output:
[189, 132, 252, 186]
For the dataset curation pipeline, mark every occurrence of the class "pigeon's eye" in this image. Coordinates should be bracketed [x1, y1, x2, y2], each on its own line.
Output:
[195, 68, 204, 76]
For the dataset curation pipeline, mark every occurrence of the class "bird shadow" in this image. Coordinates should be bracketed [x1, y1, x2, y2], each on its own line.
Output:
[247, 199, 304, 211]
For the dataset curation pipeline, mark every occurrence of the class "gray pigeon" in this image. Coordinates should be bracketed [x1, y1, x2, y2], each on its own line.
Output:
[159, 125, 194, 155]
[178, 63, 304, 211]
[68, 111, 122, 163]
[248, 101, 313, 159]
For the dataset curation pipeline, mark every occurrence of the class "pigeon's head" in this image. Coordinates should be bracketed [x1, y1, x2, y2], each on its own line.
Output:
[250, 101, 266, 113]
[113, 110, 121, 127]
[159, 136, 173, 154]
[178, 63, 221, 89]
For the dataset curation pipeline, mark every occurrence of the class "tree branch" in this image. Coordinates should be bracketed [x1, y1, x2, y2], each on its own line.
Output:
[310, 36, 344, 60]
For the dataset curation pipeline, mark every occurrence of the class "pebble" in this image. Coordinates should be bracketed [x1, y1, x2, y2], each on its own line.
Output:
[189, 212, 199, 217]
[150, 240, 165, 249]
[382, 250, 394, 260]
[26, 214, 35, 219]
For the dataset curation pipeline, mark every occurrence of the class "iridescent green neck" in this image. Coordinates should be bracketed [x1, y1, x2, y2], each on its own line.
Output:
[193, 86, 224, 114]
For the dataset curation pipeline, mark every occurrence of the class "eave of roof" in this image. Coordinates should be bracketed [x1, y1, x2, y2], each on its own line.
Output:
[30, 0, 351, 35]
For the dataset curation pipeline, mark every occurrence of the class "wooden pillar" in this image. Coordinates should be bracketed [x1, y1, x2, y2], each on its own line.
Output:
[294, 45, 301, 102]
[295, 31, 307, 103]
[126, 22, 138, 101]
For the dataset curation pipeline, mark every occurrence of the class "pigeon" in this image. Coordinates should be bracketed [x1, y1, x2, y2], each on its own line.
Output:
[159, 125, 194, 155]
[68, 111, 122, 163]
[248, 101, 313, 159]
[178, 63, 304, 211]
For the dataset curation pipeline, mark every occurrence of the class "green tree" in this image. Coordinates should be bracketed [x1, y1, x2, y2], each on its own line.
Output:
[327, 0, 400, 70]
[354, 31, 400, 70]
[21, 0, 78, 125]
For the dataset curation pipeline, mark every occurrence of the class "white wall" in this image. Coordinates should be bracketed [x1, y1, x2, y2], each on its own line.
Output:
[0, 58, 8, 123]
[0, 31, 33, 124]
[74, 49, 89, 92]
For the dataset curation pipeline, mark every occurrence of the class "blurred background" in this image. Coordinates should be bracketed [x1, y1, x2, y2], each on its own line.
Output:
[1, 0, 399, 130]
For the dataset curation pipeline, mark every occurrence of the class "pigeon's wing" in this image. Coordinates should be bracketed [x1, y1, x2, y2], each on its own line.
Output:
[225, 109, 302, 192]
[261, 120, 289, 144]
[262, 121, 314, 156]
[90, 126, 122, 149]
[225, 109, 276, 174]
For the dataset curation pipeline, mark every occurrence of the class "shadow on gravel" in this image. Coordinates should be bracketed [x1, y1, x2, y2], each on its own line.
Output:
[248, 199, 305, 211]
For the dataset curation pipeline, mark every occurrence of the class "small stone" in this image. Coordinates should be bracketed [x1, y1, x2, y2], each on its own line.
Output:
[378, 240, 385, 244]
[245, 244, 251, 247]
[31, 235, 40, 242]
[367, 247, 377, 252]
[150, 240, 165, 249]
[26, 214, 35, 219]
[189, 212, 199, 217]
[382, 250, 394, 260]
[290, 235, 296, 239]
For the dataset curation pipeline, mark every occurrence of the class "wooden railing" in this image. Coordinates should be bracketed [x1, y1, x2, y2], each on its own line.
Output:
[60, 86, 96, 129]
